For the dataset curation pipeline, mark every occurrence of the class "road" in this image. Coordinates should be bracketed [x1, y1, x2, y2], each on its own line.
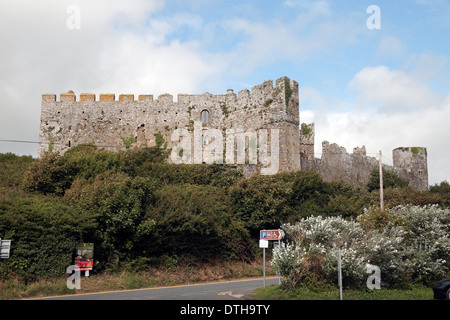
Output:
[39, 276, 280, 300]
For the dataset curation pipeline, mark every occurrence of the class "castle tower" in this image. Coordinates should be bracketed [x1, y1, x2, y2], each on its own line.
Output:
[393, 147, 428, 190]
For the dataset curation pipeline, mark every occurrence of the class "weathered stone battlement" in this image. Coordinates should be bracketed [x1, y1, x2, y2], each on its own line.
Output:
[39, 77, 300, 173]
[300, 122, 428, 190]
[39, 76, 428, 189]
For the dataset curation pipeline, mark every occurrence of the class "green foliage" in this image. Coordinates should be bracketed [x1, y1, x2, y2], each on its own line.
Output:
[48, 137, 54, 153]
[121, 134, 135, 149]
[284, 78, 293, 107]
[134, 163, 243, 189]
[154, 132, 165, 148]
[144, 184, 252, 261]
[0, 153, 35, 188]
[21, 152, 78, 195]
[429, 180, 450, 208]
[300, 123, 312, 138]
[368, 186, 441, 209]
[274, 205, 450, 290]
[229, 174, 292, 237]
[64, 171, 158, 270]
[21, 144, 168, 195]
[283, 171, 366, 220]
[4, 146, 449, 280]
[367, 167, 409, 192]
[0, 190, 97, 280]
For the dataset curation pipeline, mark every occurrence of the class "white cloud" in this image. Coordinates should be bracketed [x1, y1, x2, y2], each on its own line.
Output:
[303, 66, 450, 185]
[0, 0, 225, 157]
[348, 66, 444, 112]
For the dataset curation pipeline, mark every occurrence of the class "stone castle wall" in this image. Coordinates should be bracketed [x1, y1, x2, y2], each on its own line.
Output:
[39, 77, 300, 174]
[300, 125, 428, 191]
[39, 76, 428, 189]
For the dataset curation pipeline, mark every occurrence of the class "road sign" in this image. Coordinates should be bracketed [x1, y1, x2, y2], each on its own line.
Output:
[259, 239, 269, 248]
[0, 239, 11, 259]
[260, 229, 284, 240]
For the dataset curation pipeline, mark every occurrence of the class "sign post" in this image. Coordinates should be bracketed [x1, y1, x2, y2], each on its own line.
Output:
[75, 243, 94, 277]
[259, 239, 268, 287]
[260, 229, 284, 288]
[337, 248, 343, 300]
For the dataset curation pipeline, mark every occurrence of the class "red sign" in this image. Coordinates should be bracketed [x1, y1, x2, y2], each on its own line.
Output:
[75, 243, 94, 271]
[260, 229, 284, 240]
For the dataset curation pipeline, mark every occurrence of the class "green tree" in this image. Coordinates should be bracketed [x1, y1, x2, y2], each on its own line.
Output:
[0, 153, 35, 188]
[145, 184, 252, 261]
[64, 171, 158, 269]
[0, 191, 97, 280]
[429, 180, 450, 208]
[229, 174, 292, 237]
[367, 167, 409, 192]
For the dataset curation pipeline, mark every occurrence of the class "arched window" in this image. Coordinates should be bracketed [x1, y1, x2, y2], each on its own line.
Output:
[201, 109, 209, 125]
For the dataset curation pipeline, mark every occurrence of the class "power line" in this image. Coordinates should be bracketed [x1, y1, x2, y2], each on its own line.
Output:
[0, 139, 40, 144]
[0, 138, 384, 157]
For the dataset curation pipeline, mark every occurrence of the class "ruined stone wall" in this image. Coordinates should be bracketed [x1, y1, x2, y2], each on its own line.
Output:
[39, 77, 300, 174]
[39, 76, 428, 189]
[299, 123, 429, 190]
[393, 147, 428, 191]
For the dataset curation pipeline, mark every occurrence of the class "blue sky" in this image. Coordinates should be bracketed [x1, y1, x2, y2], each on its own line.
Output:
[0, 0, 449, 185]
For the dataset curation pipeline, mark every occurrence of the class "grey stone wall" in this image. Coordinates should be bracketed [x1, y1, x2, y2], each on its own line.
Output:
[39, 76, 300, 175]
[299, 123, 429, 190]
[39, 76, 428, 189]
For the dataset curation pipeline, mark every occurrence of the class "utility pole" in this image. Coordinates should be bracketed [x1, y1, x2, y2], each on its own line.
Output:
[379, 150, 384, 211]
[337, 248, 343, 300]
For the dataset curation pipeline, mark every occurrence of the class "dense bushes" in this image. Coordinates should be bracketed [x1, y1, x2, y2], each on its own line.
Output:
[0, 147, 448, 282]
[0, 153, 35, 188]
[272, 205, 450, 290]
[143, 184, 251, 261]
[0, 190, 96, 280]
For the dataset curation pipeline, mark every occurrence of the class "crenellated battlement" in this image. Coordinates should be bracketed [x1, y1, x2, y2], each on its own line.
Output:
[39, 76, 427, 189]
[42, 76, 298, 105]
[39, 77, 301, 173]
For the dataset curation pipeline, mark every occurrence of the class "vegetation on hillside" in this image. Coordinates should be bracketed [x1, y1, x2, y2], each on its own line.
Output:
[0, 146, 448, 291]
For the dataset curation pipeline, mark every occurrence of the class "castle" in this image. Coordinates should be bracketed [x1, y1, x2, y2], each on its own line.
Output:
[39, 76, 428, 190]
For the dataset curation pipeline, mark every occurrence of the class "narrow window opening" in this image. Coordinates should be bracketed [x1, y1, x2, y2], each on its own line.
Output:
[201, 110, 209, 125]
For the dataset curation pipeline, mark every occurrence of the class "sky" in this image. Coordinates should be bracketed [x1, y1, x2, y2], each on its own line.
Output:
[0, 0, 449, 186]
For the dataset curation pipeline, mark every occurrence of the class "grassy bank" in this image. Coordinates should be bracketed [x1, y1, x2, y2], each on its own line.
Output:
[0, 259, 276, 300]
[250, 283, 435, 300]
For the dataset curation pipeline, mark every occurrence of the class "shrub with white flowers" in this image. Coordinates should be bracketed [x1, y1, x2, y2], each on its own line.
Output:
[272, 205, 450, 290]
[387, 204, 450, 283]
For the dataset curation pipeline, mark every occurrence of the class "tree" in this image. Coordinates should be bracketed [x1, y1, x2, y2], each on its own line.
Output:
[429, 181, 450, 208]
[367, 167, 409, 192]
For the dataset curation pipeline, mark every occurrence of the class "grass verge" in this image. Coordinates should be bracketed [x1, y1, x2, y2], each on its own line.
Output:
[249, 283, 434, 300]
[0, 259, 276, 300]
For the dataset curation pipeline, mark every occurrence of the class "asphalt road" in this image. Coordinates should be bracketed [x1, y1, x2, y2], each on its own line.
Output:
[40, 276, 280, 300]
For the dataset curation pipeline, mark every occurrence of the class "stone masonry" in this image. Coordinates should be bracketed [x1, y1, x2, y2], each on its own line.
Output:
[39, 76, 428, 190]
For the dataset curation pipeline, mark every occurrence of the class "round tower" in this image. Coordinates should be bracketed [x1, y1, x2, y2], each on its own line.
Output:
[393, 147, 428, 190]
